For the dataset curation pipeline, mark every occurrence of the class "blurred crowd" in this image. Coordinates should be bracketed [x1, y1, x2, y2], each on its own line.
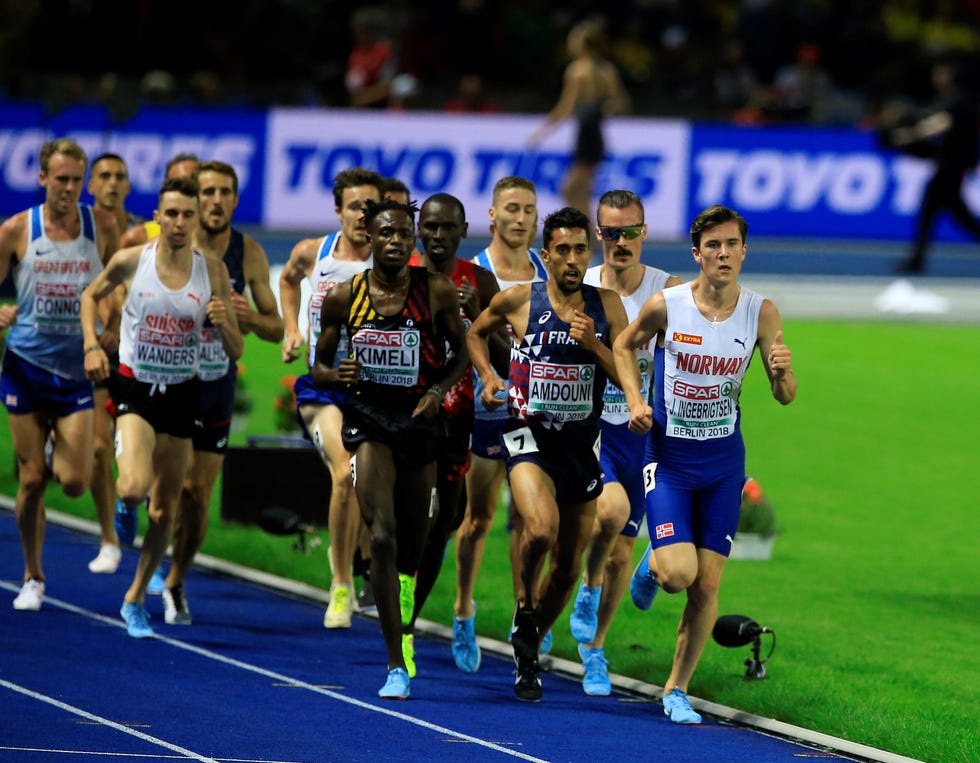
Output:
[1, 0, 978, 127]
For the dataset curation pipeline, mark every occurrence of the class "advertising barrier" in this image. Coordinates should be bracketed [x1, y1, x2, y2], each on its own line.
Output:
[1, 103, 978, 243]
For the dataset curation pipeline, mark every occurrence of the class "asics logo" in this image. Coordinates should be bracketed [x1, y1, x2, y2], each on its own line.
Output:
[587, 479, 598, 491]
[538, 311, 552, 324]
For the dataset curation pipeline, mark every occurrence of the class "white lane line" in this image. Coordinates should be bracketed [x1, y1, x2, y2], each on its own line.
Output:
[0, 680, 219, 762]
[0, 582, 548, 763]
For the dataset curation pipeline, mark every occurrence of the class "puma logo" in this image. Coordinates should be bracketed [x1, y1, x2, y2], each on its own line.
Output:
[734, 337, 747, 348]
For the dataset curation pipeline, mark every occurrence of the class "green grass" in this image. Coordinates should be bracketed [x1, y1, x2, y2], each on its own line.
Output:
[3, 322, 979, 763]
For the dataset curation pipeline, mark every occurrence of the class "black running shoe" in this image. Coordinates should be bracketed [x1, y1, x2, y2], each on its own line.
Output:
[514, 657, 543, 702]
[510, 606, 538, 663]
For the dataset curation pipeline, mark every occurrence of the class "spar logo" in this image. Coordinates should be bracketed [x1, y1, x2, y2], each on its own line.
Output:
[672, 332, 702, 345]
[531, 365, 592, 381]
[355, 329, 417, 347]
[672, 380, 734, 400]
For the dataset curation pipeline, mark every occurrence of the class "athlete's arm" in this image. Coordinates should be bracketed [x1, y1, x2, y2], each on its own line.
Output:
[81, 247, 140, 380]
[413, 274, 470, 420]
[0, 210, 27, 285]
[205, 257, 243, 362]
[279, 237, 317, 363]
[757, 299, 796, 405]
[473, 264, 510, 377]
[92, 206, 121, 265]
[238, 235, 284, 342]
[467, 284, 530, 409]
[613, 290, 667, 434]
[311, 281, 358, 387]
[576, 288, 629, 388]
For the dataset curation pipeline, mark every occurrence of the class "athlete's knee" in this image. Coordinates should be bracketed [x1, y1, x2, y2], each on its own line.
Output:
[116, 475, 149, 508]
[60, 473, 88, 498]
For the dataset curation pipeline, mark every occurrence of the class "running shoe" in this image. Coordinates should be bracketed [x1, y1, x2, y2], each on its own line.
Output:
[630, 543, 660, 611]
[514, 657, 543, 702]
[402, 633, 416, 678]
[323, 584, 354, 629]
[578, 644, 611, 696]
[452, 604, 481, 673]
[162, 585, 192, 625]
[511, 606, 542, 701]
[147, 565, 165, 595]
[541, 628, 554, 655]
[114, 498, 138, 547]
[569, 584, 601, 643]
[120, 601, 154, 639]
[88, 543, 121, 574]
[378, 667, 410, 699]
[12, 579, 45, 611]
[662, 688, 702, 724]
[398, 573, 416, 627]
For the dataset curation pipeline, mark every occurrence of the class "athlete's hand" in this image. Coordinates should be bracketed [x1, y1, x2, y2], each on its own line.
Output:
[229, 292, 253, 332]
[84, 346, 109, 382]
[335, 358, 362, 383]
[206, 295, 228, 326]
[767, 330, 792, 378]
[480, 375, 506, 409]
[457, 276, 479, 319]
[628, 403, 653, 435]
[569, 310, 598, 351]
[282, 331, 305, 363]
[412, 390, 442, 419]
[0, 304, 17, 330]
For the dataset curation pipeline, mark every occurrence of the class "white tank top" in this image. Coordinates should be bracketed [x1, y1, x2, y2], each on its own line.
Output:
[660, 283, 762, 441]
[584, 264, 671, 425]
[119, 243, 211, 384]
[6, 204, 102, 380]
[306, 232, 372, 368]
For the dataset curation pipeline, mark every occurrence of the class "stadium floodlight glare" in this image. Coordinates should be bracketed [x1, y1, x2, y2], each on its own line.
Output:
[712, 614, 776, 681]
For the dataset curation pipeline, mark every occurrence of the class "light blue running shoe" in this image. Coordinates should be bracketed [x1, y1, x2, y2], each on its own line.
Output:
[120, 602, 154, 639]
[147, 566, 166, 596]
[378, 667, 410, 699]
[541, 628, 553, 655]
[630, 544, 660, 611]
[578, 644, 611, 696]
[569, 584, 601, 643]
[114, 498, 138, 547]
[452, 604, 481, 673]
[663, 688, 702, 724]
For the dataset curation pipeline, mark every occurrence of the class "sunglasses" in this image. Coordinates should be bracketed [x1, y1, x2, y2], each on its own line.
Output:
[598, 224, 645, 241]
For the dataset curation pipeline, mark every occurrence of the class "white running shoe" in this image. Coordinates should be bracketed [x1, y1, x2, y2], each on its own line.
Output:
[13, 579, 45, 610]
[88, 544, 122, 574]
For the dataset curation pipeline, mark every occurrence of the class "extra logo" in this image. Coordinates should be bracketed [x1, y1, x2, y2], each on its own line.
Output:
[672, 332, 702, 345]
[655, 522, 675, 539]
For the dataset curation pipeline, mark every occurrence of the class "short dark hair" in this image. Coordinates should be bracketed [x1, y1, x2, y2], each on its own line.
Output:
[159, 176, 199, 203]
[195, 160, 239, 194]
[690, 205, 747, 248]
[597, 189, 644, 222]
[333, 167, 384, 208]
[381, 176, 410, 198]
[420, 192, 465, 221]
[362, 197, 419, 230]
[90, 152, 127, 168]
[542, 206, 591, 249]
[165, 153, 199, 174]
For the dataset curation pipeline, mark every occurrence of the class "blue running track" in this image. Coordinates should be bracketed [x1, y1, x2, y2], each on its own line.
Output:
[0, 505, 877, 763]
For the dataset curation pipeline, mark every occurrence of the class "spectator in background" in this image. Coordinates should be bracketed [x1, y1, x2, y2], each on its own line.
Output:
[346, 8, 397, 109]
[444, 74, 499, 114]
[890, 57, 980, 274]
[528, 19, 630, 224]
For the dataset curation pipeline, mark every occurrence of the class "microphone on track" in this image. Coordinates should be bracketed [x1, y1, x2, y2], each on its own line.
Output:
[712, 614, 776, 681]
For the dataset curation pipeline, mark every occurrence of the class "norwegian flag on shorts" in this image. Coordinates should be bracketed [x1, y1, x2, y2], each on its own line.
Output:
[656, 523, 674, 539]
